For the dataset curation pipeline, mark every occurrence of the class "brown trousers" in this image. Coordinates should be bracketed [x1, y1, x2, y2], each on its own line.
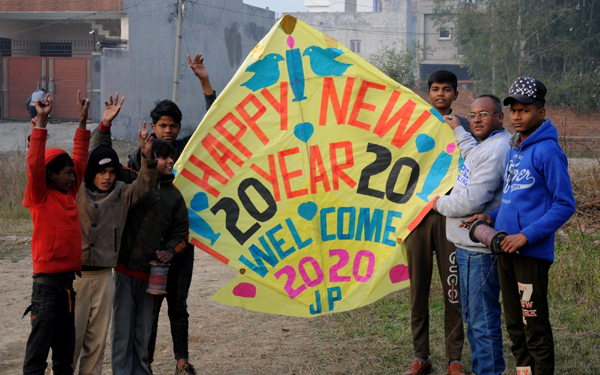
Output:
[73, 268, 115, 375]
[404, 211, 464, 360]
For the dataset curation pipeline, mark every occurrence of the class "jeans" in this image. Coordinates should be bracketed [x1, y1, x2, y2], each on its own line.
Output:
[111, 271, 156, 375]
[23, 279, 76, 375]
[457, 249, 504, 375]
[148, 245, 194, 363]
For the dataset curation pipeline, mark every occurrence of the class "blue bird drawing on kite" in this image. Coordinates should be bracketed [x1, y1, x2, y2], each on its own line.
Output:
[189, 192, 221, 245]
[302, 46, 352, 77]
[241, 53, 285, 91]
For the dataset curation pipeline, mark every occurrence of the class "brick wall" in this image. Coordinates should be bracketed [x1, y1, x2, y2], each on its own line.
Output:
[412, 87, 600, 154]
[0, 0, 122, 12]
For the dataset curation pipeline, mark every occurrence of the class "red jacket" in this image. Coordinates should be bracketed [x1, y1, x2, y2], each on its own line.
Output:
[23, 128, 90, 274]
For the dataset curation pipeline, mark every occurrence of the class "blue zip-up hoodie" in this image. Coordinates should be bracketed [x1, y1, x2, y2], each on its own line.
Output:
[488, 119, 575, 262]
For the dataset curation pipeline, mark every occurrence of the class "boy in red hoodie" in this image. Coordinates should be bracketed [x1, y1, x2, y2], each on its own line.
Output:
[22, 92, 91, 375]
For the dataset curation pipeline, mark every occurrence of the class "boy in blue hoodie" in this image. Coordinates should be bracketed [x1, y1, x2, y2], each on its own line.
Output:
[465, 77, 575, 375]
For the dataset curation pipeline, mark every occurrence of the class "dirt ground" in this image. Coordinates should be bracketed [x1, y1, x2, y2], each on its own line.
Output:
[0, 121, 338, 375]
[0, 249, 334, 375]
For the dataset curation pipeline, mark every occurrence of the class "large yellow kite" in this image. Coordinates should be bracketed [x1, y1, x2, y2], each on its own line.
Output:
[174, 15, 461, 317]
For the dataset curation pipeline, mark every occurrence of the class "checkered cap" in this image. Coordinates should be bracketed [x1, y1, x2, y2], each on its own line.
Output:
[503, 77, 547, 106]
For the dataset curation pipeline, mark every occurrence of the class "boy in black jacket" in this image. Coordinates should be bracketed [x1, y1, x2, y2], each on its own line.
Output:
[111, 138, 189, 375]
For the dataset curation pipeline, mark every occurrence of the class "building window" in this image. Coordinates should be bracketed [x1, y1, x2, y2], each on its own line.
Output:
[40, 42, 72, 57]
[438, 29, 451, 40]
[0, 38, 11, 56]
[373, 0, 382, 12]
[350, 40, 361, 54]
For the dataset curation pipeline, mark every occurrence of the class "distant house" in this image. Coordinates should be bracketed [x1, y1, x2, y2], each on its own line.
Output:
[290, 0, 416, 62]
[289, 0, 470, 87]
[0, 0, 126, 120]
[412, 0, 471, 87]
[0, 0, 275, 140]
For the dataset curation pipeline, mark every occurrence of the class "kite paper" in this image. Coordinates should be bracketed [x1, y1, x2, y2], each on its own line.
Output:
[174, 15, 461, 317]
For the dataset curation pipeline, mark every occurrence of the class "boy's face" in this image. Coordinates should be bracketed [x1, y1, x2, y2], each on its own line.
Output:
[157, 154, 174, 178]
[49, 166, 75, 193]
[468, 97, 504, 141]
[428, 82, 458, 113]
[93, 166, 117, 192]
[509, 101, 545, 140]
[151, 116, 180, 143]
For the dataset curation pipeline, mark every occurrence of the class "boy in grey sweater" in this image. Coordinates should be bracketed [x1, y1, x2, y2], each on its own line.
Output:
[433, 95, 510, 375]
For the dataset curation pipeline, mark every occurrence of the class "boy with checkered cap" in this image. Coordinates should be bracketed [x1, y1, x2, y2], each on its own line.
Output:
[465, 77, 575, 375]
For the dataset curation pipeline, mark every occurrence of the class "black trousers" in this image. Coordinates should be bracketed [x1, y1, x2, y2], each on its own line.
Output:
[148, 245, 194, 363]
[498, 254, 554, 375]
[23, 279, 76, 375]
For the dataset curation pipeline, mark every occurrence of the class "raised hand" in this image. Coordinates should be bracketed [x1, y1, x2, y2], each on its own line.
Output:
[35, 93, 52, 117]
[187, 53, 209, 81]
[138, 121, 154, 159]
[77, 90, 90, 129]
[102, 92, 125, 127]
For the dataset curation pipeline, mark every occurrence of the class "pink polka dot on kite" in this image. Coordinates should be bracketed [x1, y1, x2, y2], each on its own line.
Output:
[446, 143, 456, 153]
[232, 282, 257, 298]
[389, 264, 409, 284]
[287, 35, 295, 49]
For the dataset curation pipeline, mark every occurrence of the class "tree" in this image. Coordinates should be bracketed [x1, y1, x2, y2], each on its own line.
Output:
[369, 41, 427, 87]
[433, 0, 600, 111]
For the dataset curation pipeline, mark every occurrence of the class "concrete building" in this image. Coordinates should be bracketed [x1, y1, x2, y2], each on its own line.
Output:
[305, 0, 384, 13]
[98, 0, 275, 140]
[0, 0, 275, 140]
[294, 0, 469, 86]
[411, 0, 470, 86]
[0, 0, 127, 120]
[290, 0, 416, 61]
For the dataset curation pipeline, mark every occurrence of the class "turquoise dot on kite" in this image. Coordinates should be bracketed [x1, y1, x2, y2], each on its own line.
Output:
[172, 167, 178, 175]
[389, 264, 409, 284]
[294, 122, 314, 143]
[232, 282, 256, 298]
[415, 134, 435, 153]
[298, 201, 318, 221]
[447, 143, 456, 154]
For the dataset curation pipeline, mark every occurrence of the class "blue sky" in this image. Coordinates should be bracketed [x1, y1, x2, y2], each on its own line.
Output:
[243, 0, 309, 14]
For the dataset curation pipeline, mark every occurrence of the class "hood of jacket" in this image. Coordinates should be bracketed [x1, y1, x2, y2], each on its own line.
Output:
[509, 118, 557, 149]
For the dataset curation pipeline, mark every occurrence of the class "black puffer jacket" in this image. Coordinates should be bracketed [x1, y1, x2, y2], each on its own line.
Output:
[116, 175, 189, 276]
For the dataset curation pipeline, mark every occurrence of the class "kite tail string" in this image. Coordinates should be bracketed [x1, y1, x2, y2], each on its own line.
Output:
[445, 255, 499, 351]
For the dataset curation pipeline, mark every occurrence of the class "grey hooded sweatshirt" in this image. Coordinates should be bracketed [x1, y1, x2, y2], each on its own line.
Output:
[436, 126, 511, 253]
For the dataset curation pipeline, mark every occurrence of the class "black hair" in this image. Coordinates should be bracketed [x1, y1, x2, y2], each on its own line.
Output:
[46, 154, 74, 185]
[476, 94, 503, 113]
[150, 100, 182, 125]
[152, 138, 175, 159]
[427, 70, 458, 92]
[533, 99, 545, 110]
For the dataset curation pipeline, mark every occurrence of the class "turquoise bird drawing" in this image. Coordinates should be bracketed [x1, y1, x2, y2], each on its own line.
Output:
[241, 53, 285, 91]
[302, 46, 352, 77]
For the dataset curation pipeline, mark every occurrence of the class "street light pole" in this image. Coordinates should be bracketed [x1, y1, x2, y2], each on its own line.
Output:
[172, 0, 184, 103]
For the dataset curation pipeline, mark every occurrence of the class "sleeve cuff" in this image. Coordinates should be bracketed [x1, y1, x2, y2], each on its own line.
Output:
[99, 122, 111, 131]
[521, 226, 541, 245]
